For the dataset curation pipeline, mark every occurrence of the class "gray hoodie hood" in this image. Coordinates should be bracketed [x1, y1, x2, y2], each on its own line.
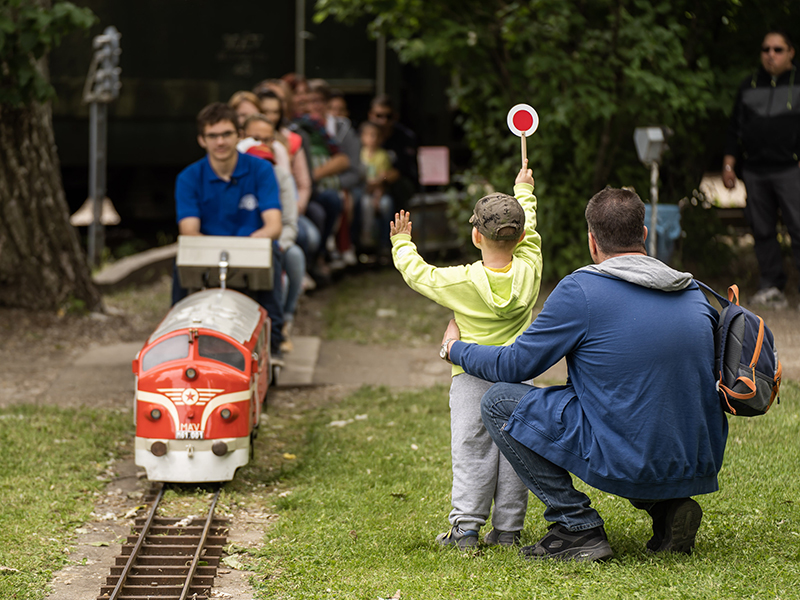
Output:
[579, 255, 693, 292]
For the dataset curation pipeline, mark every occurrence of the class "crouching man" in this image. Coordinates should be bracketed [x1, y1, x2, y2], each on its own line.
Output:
[441, 187, 728, 561]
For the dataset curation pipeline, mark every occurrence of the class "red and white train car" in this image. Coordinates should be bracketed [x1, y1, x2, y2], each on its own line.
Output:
[132, 288, 270, 482]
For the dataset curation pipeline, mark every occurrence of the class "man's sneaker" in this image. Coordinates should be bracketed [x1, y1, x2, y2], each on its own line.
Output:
[521, 524, 613, 562]
[483, 528, 522, 547]
[646, 498, 702, 554]
[436, 525, 479, 550]
[750, 286, 789, 310]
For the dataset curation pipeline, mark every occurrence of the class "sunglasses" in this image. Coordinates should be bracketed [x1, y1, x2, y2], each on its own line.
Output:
[761, 46, 787, 54]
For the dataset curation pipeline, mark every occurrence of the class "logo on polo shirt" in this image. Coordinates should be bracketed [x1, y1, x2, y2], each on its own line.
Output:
[239, 194, 258, 211]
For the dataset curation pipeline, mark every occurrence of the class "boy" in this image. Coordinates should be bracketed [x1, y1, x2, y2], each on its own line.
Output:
[389, 160, 542, 548]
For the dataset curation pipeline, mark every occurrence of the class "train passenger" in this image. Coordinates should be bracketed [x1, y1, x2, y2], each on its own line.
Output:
[240, 114, 305, 353]
[353, 120, 394, 260]
[368, 94, 419, 212]
[172, 102, 285, 358]
[235, 104, 291, 174]
[228, 90, 262, 129]
[281, 73, 311, 119]
[328, 88, 349, 119]
[254, 89, 318, 285]
[290, 79, 348, 285]
[308, 78, 365, 267]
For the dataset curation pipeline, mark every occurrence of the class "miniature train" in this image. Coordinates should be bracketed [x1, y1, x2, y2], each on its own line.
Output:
[132, 287, 271, 483]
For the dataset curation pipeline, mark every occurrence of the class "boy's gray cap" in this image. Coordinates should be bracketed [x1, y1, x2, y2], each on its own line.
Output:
[470, 193, 525, 241]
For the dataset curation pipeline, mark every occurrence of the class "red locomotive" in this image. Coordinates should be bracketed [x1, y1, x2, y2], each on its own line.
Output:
[132, 286, 271, 482]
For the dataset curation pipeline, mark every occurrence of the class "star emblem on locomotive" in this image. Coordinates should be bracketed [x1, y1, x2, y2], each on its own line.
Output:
[181, 388, 199, 405]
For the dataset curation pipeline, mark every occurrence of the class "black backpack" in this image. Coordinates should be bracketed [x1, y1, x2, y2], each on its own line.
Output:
[697, 281, 782, 416]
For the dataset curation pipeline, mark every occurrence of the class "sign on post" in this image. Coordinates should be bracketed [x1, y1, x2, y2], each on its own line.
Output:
[507, 104, 539, 168]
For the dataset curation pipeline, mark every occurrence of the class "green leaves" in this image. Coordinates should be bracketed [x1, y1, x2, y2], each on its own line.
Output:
[0, 0, 96, 107]
[317, 0, 798, 277]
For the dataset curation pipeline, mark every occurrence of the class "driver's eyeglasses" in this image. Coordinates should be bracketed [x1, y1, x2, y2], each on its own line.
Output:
[761, 46, 787, 54]
[204, 130, 237, 141]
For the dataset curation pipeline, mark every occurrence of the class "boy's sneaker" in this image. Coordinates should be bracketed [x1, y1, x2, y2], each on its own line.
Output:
[483, 528, 522, 547]
[750, 287, 788, 310]
[646, 498, 702, 555]
[521, 524, 613, 562]
[436, 525, 479, 550]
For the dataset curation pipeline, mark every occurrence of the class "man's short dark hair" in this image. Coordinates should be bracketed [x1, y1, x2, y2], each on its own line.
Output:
[308, 78, 332, 101]
[370, 93, 394, 114]
[197, 102, 238, 136]
[766, 28, 794, 50]
[585, 187, 647, 255]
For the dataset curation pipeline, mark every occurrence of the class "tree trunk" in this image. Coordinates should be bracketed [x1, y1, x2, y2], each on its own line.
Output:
[0, 100, 102, 311]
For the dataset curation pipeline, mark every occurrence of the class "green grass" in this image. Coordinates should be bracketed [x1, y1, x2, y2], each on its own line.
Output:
[322, 269, 456, 346]
[0, 405, 131, 600]
[251, 383, 800, 600]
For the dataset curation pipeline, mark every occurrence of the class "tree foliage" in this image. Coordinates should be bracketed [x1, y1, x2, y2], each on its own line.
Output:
[316, 0, 798, 278]
[0, 0, 95, 106]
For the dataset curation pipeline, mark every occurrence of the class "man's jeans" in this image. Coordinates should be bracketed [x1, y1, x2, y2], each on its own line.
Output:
[480, 382, 604, 532]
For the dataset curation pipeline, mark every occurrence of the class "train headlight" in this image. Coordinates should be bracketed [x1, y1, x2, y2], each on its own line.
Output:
[185, 367, 197, 380]
[150, 409, 162, 420]
[218, 405, 239, 421]
[212, 441, 228, 456]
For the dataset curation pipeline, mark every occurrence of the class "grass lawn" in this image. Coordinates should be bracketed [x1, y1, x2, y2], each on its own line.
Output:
[250, 383, 800, 600]
[0, 405, 131, 600]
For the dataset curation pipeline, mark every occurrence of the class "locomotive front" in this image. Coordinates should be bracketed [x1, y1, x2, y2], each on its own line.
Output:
[133, 289, 270, 482]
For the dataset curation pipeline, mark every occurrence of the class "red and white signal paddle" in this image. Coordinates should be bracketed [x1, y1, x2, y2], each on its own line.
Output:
[506, 104, 539, 168]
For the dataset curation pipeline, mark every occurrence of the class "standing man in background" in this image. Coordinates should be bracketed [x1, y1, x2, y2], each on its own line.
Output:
[723, 29, 800, 309]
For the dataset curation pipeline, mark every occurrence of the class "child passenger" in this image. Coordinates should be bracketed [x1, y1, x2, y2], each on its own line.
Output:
[390, 160, 543, 549]
[358, 120, 394, 251]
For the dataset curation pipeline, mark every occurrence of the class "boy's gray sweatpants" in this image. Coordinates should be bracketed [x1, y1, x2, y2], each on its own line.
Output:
[448, 372, 529, 532]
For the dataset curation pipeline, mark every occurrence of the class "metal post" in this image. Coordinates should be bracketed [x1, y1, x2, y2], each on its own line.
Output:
[295, 0, 305, 76]
[376, 34, 386, 96]
[83, 25, 121, 267]
[88, 102, 108, 267]
[649, 160, 659, 259]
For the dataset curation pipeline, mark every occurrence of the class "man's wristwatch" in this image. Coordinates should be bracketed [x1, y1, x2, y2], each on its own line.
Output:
[440, 339, 456, 362]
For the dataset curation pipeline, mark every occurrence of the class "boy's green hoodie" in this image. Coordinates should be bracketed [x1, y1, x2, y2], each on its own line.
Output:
[391, 182, 542, 375]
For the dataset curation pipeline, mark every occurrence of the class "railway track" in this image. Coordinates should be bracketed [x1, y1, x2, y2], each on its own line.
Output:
[98, 484, 230, 600]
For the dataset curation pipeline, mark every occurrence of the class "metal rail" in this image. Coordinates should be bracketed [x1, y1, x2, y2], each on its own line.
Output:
[179, 487, 222, 600]
[108, 485, 165, 600]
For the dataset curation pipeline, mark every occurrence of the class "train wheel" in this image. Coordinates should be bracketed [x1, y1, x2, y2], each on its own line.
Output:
[250, 431, 256, 461]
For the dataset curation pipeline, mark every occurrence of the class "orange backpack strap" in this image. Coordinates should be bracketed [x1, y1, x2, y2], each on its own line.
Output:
[728, 284, 740, 306]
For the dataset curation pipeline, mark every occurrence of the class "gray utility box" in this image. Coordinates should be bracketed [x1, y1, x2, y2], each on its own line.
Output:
[176, 235, 273, 291]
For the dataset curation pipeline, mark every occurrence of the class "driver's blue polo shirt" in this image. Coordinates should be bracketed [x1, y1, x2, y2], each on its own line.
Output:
[175, 152, 280, 236]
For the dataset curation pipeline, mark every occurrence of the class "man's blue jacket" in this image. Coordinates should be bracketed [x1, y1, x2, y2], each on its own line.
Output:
[450, 255, 728, 500]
